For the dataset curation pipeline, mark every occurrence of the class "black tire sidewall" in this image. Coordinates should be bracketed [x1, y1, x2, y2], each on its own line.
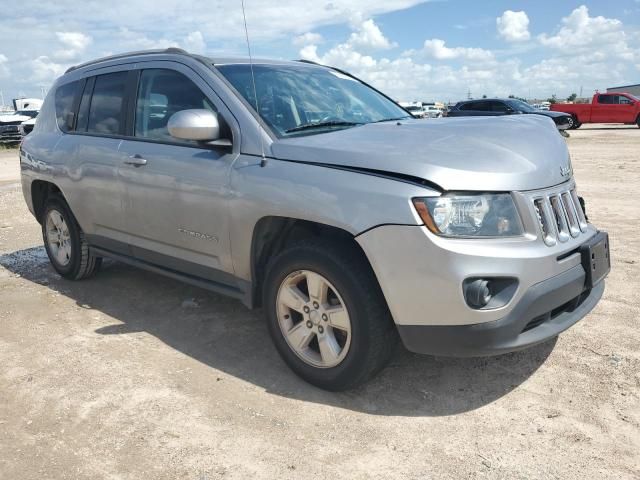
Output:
[566, 116, 575, 129]
[263, 243, 388, 390]
[42, 197, 84, 278]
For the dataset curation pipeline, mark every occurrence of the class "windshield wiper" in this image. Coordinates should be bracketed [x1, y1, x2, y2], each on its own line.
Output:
[372, 116, 412, 123]
[285, 121, 363, 133]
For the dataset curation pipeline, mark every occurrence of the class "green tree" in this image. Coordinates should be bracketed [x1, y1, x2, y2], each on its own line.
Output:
[567, 93, 577, 102]
[482, 94, 487, 98]
[547, 94, 558, 104]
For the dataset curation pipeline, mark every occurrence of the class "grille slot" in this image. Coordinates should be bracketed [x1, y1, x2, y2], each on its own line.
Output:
[532, 187, 588, 246]
[570, 189, 588, 231]
[561, 192, 580, 237]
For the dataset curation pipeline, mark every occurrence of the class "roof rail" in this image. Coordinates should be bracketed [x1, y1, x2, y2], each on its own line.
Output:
[65, 47, 193, 74]
[296, 59, 321, 66]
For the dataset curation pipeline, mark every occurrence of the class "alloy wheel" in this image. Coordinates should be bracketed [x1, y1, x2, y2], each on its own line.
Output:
[276, 269, 352, 368]
[45, 209, 72, 267]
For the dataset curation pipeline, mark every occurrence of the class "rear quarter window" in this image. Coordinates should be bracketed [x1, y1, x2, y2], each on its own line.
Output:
[54, 81, 81, 132]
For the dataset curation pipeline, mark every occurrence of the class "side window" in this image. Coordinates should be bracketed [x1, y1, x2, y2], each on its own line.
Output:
[76, 77, 95, 132]
[135, 69, 215, 143]
[87, 72, 128, 135]
[618, 96, 632, 105]
[54, 80, 81, 132]
[490, 101, 510, 113]
[597, 95, 613, 104]
[474, 101, 492, 111]
[460, 102, 482, 111]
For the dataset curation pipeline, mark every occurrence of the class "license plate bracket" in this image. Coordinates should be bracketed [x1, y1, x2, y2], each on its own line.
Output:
[580, 231, 610, 289]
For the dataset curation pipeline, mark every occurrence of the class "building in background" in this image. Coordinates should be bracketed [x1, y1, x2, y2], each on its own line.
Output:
[607, 84, 640, 96]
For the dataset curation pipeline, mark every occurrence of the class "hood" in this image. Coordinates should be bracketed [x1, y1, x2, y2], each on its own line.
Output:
[0, 114, 32, 123]
[271, 116, 572, 192]
[533, 110, 570, 119]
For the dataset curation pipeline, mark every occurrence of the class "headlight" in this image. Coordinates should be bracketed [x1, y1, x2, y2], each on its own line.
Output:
[412, 193, 524, 237]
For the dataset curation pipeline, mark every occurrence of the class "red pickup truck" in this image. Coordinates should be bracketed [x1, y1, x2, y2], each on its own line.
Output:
[550, 92, 640, 129]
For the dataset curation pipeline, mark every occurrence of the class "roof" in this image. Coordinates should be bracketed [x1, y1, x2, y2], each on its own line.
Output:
[65, 48, 320, 74]
[607, 83, 640, 90]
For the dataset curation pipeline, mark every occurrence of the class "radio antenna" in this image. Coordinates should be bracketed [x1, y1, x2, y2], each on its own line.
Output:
[241, 0, 266, 165]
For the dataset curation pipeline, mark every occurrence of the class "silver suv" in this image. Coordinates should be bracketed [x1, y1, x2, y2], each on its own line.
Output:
[20, 49, 610, 390]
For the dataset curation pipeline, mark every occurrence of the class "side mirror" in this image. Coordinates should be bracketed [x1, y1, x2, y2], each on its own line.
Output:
[168, 109, 225, 143]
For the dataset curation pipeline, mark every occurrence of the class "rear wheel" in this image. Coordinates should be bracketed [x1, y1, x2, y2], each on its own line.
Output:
[263, 239, 398, 391]
[42, 196, 102, 280]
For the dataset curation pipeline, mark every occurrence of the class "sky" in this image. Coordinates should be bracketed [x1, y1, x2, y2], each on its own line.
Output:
[1, 0, 639, 104]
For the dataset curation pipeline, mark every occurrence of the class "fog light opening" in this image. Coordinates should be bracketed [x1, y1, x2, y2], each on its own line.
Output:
[463, 277, 518, 310]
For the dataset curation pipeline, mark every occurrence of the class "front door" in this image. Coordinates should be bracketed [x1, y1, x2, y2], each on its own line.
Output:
[118, 64, 238, 280]
[592, 94, 636, 123]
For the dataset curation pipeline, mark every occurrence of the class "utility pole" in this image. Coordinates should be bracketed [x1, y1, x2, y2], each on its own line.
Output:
[467, 88, 472, 100]
[0, 90, 4, 108]
[579, 85, 583, 98]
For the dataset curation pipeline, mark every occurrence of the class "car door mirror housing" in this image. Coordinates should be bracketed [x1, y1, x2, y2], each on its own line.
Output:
[168, 109, 222, 142]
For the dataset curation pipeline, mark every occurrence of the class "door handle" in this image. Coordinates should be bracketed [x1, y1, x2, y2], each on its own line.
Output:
[124, 154, 147, 167]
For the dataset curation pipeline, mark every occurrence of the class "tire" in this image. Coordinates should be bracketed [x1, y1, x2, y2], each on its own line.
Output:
[567, 116, 581, 129]
[42, 195, 102, 280]
[263, 238, 398, 391]
[637, 116, 640, 128]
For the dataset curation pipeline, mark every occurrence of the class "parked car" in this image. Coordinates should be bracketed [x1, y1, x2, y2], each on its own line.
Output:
[448, 99, 572, 131]
[422, 105, 443, 118]
[19, 117, 37, 136]
[20, 49, 609, 390]
[403, 104, 426, 118]
[550, 93, 640, 128]
[0, 109, 39, 142]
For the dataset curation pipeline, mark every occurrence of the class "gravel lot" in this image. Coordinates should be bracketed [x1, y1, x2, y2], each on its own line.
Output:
[0, 126, 639, 479]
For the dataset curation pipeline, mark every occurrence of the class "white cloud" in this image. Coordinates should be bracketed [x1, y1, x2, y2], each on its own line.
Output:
[497, 10, 530, 42]
[0, 53, 8, 78]
[54, 32, 92, 60]
[31, 56, 70, 83]
[539, 5, 632, 58]
[293, 32, 324, 46]
[183, 31, 206, 54]
[421, 39, 494, 61]
[347, 18, 396, 50]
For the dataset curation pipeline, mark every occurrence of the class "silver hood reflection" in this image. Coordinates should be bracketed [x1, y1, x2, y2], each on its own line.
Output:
[271, 115, 571, 192]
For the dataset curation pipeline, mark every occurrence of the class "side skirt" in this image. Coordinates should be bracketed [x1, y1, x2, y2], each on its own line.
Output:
[90, 245, 253, 308]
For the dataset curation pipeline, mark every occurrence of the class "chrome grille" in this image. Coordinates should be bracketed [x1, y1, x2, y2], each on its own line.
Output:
[533, 188, 587, 246]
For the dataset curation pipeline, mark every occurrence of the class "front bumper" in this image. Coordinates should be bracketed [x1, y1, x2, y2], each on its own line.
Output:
[397, 265, 604, 356]
[356, 187, 606, 356]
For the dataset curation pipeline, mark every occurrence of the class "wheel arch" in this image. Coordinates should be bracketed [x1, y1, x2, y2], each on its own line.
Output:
[249, 216, 377, 308]
[30, 180, 66, 223]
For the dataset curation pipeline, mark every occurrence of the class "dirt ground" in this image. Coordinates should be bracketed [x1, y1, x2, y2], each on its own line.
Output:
[0, 126, 638, 479]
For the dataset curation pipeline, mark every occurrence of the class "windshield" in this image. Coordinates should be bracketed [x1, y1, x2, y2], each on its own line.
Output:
[507, 100, 536, 113]
[216, 64, 410, 137]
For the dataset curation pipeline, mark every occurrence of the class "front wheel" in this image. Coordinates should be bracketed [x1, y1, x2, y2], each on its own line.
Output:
[263, 239, 398, 391]
[566, 116, 580, 129]
[42, 196, 102, 280]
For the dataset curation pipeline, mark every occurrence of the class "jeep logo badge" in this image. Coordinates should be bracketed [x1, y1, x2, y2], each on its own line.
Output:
[560, 165, 571, 177]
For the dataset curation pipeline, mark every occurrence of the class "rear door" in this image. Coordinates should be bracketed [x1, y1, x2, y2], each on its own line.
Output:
[64, 68, 133, 253]
[118, 63, 239, 280]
